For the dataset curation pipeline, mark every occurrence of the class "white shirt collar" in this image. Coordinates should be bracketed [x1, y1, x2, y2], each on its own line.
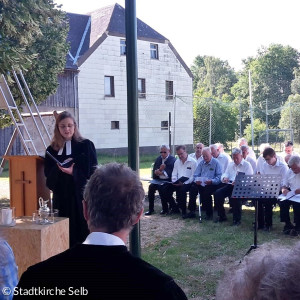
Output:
[83, 232, 125, 246]
[58, 140, 72, 155]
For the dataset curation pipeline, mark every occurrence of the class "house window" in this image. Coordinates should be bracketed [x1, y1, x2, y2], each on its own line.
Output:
[120, 39, 126, 55]
[138, 78, 146, 98]
[165, 81, 173, 100]
[161, 121, 168, 130]
[150, 43, 158, 59]
[105, 76, 115, 97]
[111, 121, 119, 129]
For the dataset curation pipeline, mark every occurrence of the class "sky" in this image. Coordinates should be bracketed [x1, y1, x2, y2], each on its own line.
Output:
[54, 0, 300, 71]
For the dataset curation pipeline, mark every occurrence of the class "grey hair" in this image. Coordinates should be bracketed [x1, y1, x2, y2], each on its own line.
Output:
[216, 242, 300, 300]
[83, 163, 145, 233]
[160, 144, 170, 150]
[232, 147, 242, 155]
[202, 147, 211, 153]
[259, 143, 270, 153]
[288, 155, 300, 167]
[240, 145, 249, 151]
[238, 138, 247, 144]
[210, 144, 218, 150]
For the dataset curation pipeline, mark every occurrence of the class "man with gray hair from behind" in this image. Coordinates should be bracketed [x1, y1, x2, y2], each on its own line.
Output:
[15, 163, 187, 299]
[216, 242, 300, 300]
[279, 155, 300, 236]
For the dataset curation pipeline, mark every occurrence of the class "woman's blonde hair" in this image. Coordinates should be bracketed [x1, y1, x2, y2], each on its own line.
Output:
[51, 111, 84, 151]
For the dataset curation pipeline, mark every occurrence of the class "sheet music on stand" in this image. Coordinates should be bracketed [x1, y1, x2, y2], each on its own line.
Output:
[232, 174, 281, 200]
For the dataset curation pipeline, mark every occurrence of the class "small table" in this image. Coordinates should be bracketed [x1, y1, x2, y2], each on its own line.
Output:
[0, 217, 69, 277]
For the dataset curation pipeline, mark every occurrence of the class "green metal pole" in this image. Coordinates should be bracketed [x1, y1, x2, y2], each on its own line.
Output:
[125, 0, 140, 257]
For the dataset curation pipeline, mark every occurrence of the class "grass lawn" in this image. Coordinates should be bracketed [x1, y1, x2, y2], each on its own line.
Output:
[141, 203, 299, 299]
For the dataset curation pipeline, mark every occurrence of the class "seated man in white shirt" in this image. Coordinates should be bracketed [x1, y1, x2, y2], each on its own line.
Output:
[214, 148, 253, 225]
[279, 141, 299, 163]
[259, 147, 288, 231]
[241, 145, 257, 173]
[238, 138, 256, 160]
[256, 143, 270, 174]
[216, 143, 232, 162]
[162, 145, 197, 218]
[280, 155, 300, 236]
[210, 144, 231, 173]
[189, 143, 204, 165]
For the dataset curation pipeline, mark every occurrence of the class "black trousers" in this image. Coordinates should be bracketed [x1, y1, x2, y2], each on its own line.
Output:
[214, 184, 232, 219]
[189, 183, 219, 217]
[257, 199, 276, 227]
[147, 183, 168, 212]
[162, 183, 191, 214]
[214, 183, 242, 222]
[279, 200, 300, 228]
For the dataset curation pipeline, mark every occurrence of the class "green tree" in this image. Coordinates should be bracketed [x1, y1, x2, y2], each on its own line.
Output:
[232, 44, 300, 128]
[279, 94, 300, 143]
[291, 68, 300, 95]
[193, 96, 238, 146]
[0, 0, 69, 127]
[191, 55, 237, 99]
[244, 118, 266, 145]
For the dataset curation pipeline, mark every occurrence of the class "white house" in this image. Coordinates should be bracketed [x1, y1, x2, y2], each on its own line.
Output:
[64, 3, 193, 153]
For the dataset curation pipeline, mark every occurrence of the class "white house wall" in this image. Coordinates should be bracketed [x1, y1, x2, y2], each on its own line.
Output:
[78, 35, 193, 149]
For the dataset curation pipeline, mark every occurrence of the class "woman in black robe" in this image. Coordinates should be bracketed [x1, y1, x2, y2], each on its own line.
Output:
[44, 111, 98, 247]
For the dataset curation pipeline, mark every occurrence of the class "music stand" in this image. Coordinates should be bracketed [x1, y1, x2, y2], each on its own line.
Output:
[231, 173, 281, 256]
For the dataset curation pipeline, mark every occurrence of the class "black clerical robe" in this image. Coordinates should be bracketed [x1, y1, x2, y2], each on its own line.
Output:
[44, 139, 97, 246]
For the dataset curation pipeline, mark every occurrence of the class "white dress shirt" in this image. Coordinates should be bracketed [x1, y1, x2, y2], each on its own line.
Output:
[247, 148, 256, 161]
[222, 159, 253, 182]
[83, 232, 125, 246]
[260, 158, 289, 187]
[189, 153, 203, 165]
[159, 155, 169, 179]
[282, 169, 300, 191]
[216, 153, 231, 173]
[246, 156, 257, 174]
[172, 156, 197, 184]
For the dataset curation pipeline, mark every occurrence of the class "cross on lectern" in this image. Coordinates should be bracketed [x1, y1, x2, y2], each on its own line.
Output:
[15, 171, 31, 216]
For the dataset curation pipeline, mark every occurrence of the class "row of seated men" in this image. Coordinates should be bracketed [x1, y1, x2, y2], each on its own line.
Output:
[145, 140, 300, 235]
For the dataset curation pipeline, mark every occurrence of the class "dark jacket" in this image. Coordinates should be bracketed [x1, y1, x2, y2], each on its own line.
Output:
[14, 245, 187, 300]
[152, 155, 176, 181]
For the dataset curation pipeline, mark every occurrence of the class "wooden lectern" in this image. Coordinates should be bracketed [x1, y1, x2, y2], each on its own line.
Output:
[4, 155, 50, 217]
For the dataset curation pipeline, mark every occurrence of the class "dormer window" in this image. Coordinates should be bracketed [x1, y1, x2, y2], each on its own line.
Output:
[150, 43, 158, 59]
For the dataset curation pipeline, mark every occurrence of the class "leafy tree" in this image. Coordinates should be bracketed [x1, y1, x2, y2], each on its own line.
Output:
[279, 94, 300, 143]
[191, 55, 237, 99]
[193, 96, 238, 146]
[232, 44, 300, 128]
[0, 0, 69, 127]
[244, 118, 266, 145]
[291, 68, 300, 95]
